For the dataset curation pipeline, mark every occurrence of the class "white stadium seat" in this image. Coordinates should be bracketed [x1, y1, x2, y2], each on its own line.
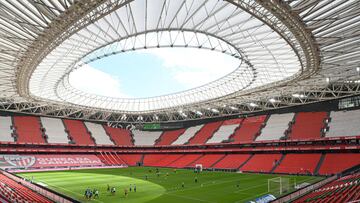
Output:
[85, 122, 114, 145]
[132, 130, 162, 146]
[0, 116, 14, 142]
[41, 117, 69, 144]
[207, 124, 239, 143]
[172, 125, 204, 145]
[326, 110, 360, 137]
[256, 113, 294, 141]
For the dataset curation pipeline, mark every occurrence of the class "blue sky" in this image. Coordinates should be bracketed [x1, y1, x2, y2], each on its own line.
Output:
[69, 48, 239, 98]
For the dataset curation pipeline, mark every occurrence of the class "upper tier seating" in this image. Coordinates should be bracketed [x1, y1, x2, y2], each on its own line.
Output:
[103, 126, 133, 145]
[256, 113, 294, 141]
[41, 117, 69, 144]
[294, 173, 360, 203]
[84, 122, 114, 145]
[231, 115, 267, 143]
[188, 121, 223, 144]
[318, 153, 360, 175]
[63, 119, 95, 145]
[289, 112, 327, 140]
[133, 130, 162, 146]
[0, 173, 52, 203]
[156, 129, 185, 145]
[212, 154, 252, 169]
[172, 125, 203, 145]
[116, 154, 142, 166]
[326, 110, 360, 137]
[273, 153, 321, 174]
[240, 154, 282, 172]
[0, 117, 13, 142]
[167, 154, 202, 168]
[207, 119, 241, 144]
[187, 154, 225, 168]
[13, 116, 45, 144]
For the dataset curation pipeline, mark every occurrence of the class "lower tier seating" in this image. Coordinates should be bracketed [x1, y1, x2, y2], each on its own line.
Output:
[116, 154, 142, 166]
[187, 154, 225, 168]
[143, 154, 169, 166]
[273, 153, 321, 175]
[212, 154, 252, 169]
[240, 154, 282, 173]
[318, 153, 360, 175]
[0, 173, 52, 203]
[98, 152, 126, 165]
[294, 173, 360, 203]
[167, 154, 202, 168]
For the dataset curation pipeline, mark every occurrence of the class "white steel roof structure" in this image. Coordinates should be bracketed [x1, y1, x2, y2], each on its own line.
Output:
[0, 0, 359, 123]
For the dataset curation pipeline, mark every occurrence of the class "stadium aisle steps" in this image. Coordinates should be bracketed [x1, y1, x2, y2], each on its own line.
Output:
[188, 121, 223, 144]
[230, 115, 267, 143]
[314, 153, 326, 175]
[13, 116, 46, 144]
[289, 112, 327, 140]
[240, 154, 282, 173]
[210, 154, 227, 168]
[116, 154, 142, 166]
[273, 153, 321, 174]
[270, 154, 285, 173]
[155, 129, 186, 145]
[318, 153, 360, 175]
[103, 126, 133, 145]
[63, 119, 95, 145]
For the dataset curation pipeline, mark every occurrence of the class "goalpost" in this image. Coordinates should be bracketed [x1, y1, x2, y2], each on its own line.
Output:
[195, 164, 203, 172]
[268, 177, 290, 195]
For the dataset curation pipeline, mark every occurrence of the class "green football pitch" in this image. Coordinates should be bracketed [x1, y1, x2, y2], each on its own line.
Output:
[18, 167, 323, 203]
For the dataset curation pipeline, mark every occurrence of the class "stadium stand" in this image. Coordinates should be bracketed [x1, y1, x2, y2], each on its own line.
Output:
[207, 119, 241, 143]
[103, 126, 133, 145]
[133, 130, 162, 145]
[63, 119, 95, 145]
[231, 115, 267, 143]
[294, 172, 360, 203]
[167, 154, 203, 168]
[148, 154, 184, 167]
[326, 110, 360, 137]
[212, 154, 252, 169]
[273, 153, 321, 175]
[188, 154, 225, 168]
[0, 116, 13, 142]
[116, 154, 142, 166]
[143, 154, 169, 166]
[172, 125, 204, 145]
[41, 117, 69, 144]
[289, 112, 327, 140]
[156, 129, 186, 145]
[256, 113, 294, 141]
[13, 116, 45, 144]
[188, 121, 223, 144]
[0, 173, 52, 203]
[84, 122, 114, 145]
[318, 153, 360, 175]
[98, 152, 126, 165]
[240, 154, 282, 173]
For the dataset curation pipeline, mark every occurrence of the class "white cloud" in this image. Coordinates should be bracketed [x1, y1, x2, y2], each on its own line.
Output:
[140, 48, 240, 88]
[69, 64, 129, 98]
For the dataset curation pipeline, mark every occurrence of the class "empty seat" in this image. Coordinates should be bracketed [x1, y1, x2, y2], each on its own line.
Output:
[167, 154, 202, 168]
[212, 154, 252, 169]
[231, 115, 267, 143]
[85, 122, 114, 145]
[0, 116, 13, 142]
[318, 153, 360, 175]
[103, 126, 133, 145]
[41, 117, 69, 144]
[256, 113, 294, 141]
[63, 119, 95, 145]
[13, 116, 45, 143]
[156, 129, 186, 145]
[133, 130, 162, 145]
[207, 119, 241, 143]
[326, 110, 360, 137]
[172, 125, 203, 145]
[187, 154, 225, 168]
[188, 121, 223, 144]
[289, 112, 327, 140]
[116, 154, 142, 166]
[240, 154, 282, 173]
[274, 153, 321, 174]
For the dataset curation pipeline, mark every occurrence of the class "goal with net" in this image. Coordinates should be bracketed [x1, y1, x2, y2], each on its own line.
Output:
[267, 177, 290, 196]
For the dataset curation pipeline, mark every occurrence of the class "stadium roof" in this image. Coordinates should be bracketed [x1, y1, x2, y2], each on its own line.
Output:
[0, 0, 359, 123]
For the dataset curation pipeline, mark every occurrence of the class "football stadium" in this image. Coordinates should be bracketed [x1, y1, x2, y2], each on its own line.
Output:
[0, 0, 359, 203]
